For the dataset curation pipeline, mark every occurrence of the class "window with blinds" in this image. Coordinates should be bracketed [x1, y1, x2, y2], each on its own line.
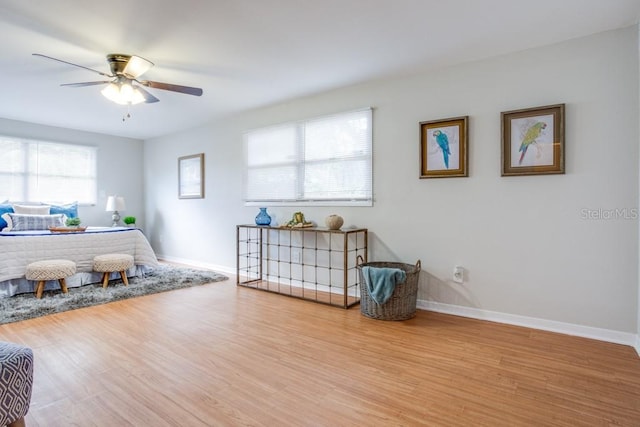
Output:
[0, 137, 97, 204]
[243, 108, 373, 206]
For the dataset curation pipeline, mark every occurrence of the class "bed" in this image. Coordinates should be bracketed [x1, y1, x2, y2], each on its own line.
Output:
[0, 226, 159, 297]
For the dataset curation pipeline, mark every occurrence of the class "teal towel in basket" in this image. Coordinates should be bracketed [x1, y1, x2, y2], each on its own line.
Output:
[361, 266, 407, 305]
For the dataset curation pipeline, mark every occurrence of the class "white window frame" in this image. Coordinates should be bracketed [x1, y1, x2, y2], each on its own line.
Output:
[0, 136, 98, 205]
[243, 108, 373, 207]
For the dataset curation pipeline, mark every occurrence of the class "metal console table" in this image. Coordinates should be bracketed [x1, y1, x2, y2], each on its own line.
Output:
[236, 225, 368, 308]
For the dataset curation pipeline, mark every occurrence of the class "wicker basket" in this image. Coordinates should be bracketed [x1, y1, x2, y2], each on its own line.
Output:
[357, 256, 421, 321]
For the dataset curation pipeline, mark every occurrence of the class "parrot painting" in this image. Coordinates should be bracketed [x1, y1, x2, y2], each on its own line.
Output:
[518, 122, 547, 165]
[433, 130, 451, 169]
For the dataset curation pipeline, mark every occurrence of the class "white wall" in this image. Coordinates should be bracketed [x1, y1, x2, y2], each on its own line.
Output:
[0, 118, 144, 227]
[144, 26, 639, 336]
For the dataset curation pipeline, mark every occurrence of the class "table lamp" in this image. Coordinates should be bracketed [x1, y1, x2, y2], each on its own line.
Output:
[106, 196, 126, 227]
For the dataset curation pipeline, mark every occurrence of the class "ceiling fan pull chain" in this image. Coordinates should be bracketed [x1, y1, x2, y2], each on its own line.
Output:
[122, 104, 132, 122]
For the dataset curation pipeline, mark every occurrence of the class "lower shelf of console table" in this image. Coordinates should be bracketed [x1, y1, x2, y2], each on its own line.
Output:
[236, 225, 368, 309]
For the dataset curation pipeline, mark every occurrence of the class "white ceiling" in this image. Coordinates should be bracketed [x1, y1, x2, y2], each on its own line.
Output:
[0, 0, 638, 140]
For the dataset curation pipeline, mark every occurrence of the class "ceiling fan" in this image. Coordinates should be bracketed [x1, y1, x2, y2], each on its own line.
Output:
[33, 53, 203, 106]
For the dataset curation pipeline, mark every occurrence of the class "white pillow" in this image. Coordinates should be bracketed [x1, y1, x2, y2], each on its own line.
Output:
[1, 212, 12, 231]
[13, 204, 50, 215]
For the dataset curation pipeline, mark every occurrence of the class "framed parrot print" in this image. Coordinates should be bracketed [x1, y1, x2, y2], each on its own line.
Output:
[501, 104, 565, 176]
[419, 116, 468, 178]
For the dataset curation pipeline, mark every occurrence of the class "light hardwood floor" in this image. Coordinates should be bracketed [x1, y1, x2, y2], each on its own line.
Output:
[1, 275, 639, 426]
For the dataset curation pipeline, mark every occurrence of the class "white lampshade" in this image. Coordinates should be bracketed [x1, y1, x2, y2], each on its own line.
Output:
[122, 55, 153, 79]
[105, 196, 126, 212]
[101, 82, 145, 105]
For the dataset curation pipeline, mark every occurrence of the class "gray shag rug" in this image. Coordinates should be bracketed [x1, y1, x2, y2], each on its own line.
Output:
[0, 265, 228, 324]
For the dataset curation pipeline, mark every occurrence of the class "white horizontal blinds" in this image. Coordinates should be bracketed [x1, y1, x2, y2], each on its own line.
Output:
[0, 138, 26, 201]
[303, 109, 372, 201]
[0, 137, 97, 204]
[244, 108, 372, 205]
[244, 124, 300, 201]
[33, 142, 97, 203]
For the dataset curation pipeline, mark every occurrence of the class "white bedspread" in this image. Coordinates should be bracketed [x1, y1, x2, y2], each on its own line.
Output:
[0, 227, 159, 297]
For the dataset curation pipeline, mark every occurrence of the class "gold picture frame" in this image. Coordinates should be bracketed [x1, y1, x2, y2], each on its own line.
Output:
[420, 116, 468, 178]
[178, 153, 205, 199]
[501, 104, 565, 176]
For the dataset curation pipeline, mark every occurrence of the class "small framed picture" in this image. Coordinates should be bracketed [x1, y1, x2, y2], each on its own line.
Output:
[501, 104, 565, 176]
[178, 153, 205, 199]
[420, 116, 468, 178]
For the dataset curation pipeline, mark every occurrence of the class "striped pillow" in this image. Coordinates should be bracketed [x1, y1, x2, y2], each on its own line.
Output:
[6, 213, 65, 231]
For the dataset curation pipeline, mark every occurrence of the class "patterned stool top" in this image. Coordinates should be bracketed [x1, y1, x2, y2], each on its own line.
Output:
[93, 253, 135, 272]
[0, 341, 34, 426]
[25, 259, 76, 281]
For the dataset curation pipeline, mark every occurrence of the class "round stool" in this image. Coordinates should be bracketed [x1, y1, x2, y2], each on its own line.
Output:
[93, 254, 134, 288]
[25, 259, 76, 299]
[0, 341, 34, 427]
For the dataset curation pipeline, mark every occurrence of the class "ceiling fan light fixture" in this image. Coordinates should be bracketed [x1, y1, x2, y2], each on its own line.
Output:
[122, 55, 153, 79]
[129, 87, 146, 105]
[101, 81, 145, 105]
[120, 83, 134, 101]
[34, 52, 203, 107]
[101, 82, 119, 102]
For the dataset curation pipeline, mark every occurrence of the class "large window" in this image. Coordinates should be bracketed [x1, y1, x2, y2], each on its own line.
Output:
[0, 136, 97, 204]
[243, 108, 372, 206]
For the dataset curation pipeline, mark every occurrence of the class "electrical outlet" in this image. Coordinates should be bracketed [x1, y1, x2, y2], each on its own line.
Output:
[292, 250, 301, 263]
[453, 266, 464, 283]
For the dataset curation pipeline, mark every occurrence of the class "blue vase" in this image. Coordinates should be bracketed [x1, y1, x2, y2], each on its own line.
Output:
[255, 208, 272, 226]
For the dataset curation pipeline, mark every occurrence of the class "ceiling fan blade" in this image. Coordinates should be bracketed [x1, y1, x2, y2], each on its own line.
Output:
[136, 86, 160, 103]
[139, 80, 203, 96]
[61, 81, 111, 87]
[33, 53, 113, 77]
[122, 55, 154, 79]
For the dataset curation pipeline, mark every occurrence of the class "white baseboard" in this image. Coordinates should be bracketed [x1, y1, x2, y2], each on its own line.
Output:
[152, 256, 640, 354]
[155, 254, 236, 276]
[418, 299, 638, 349]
